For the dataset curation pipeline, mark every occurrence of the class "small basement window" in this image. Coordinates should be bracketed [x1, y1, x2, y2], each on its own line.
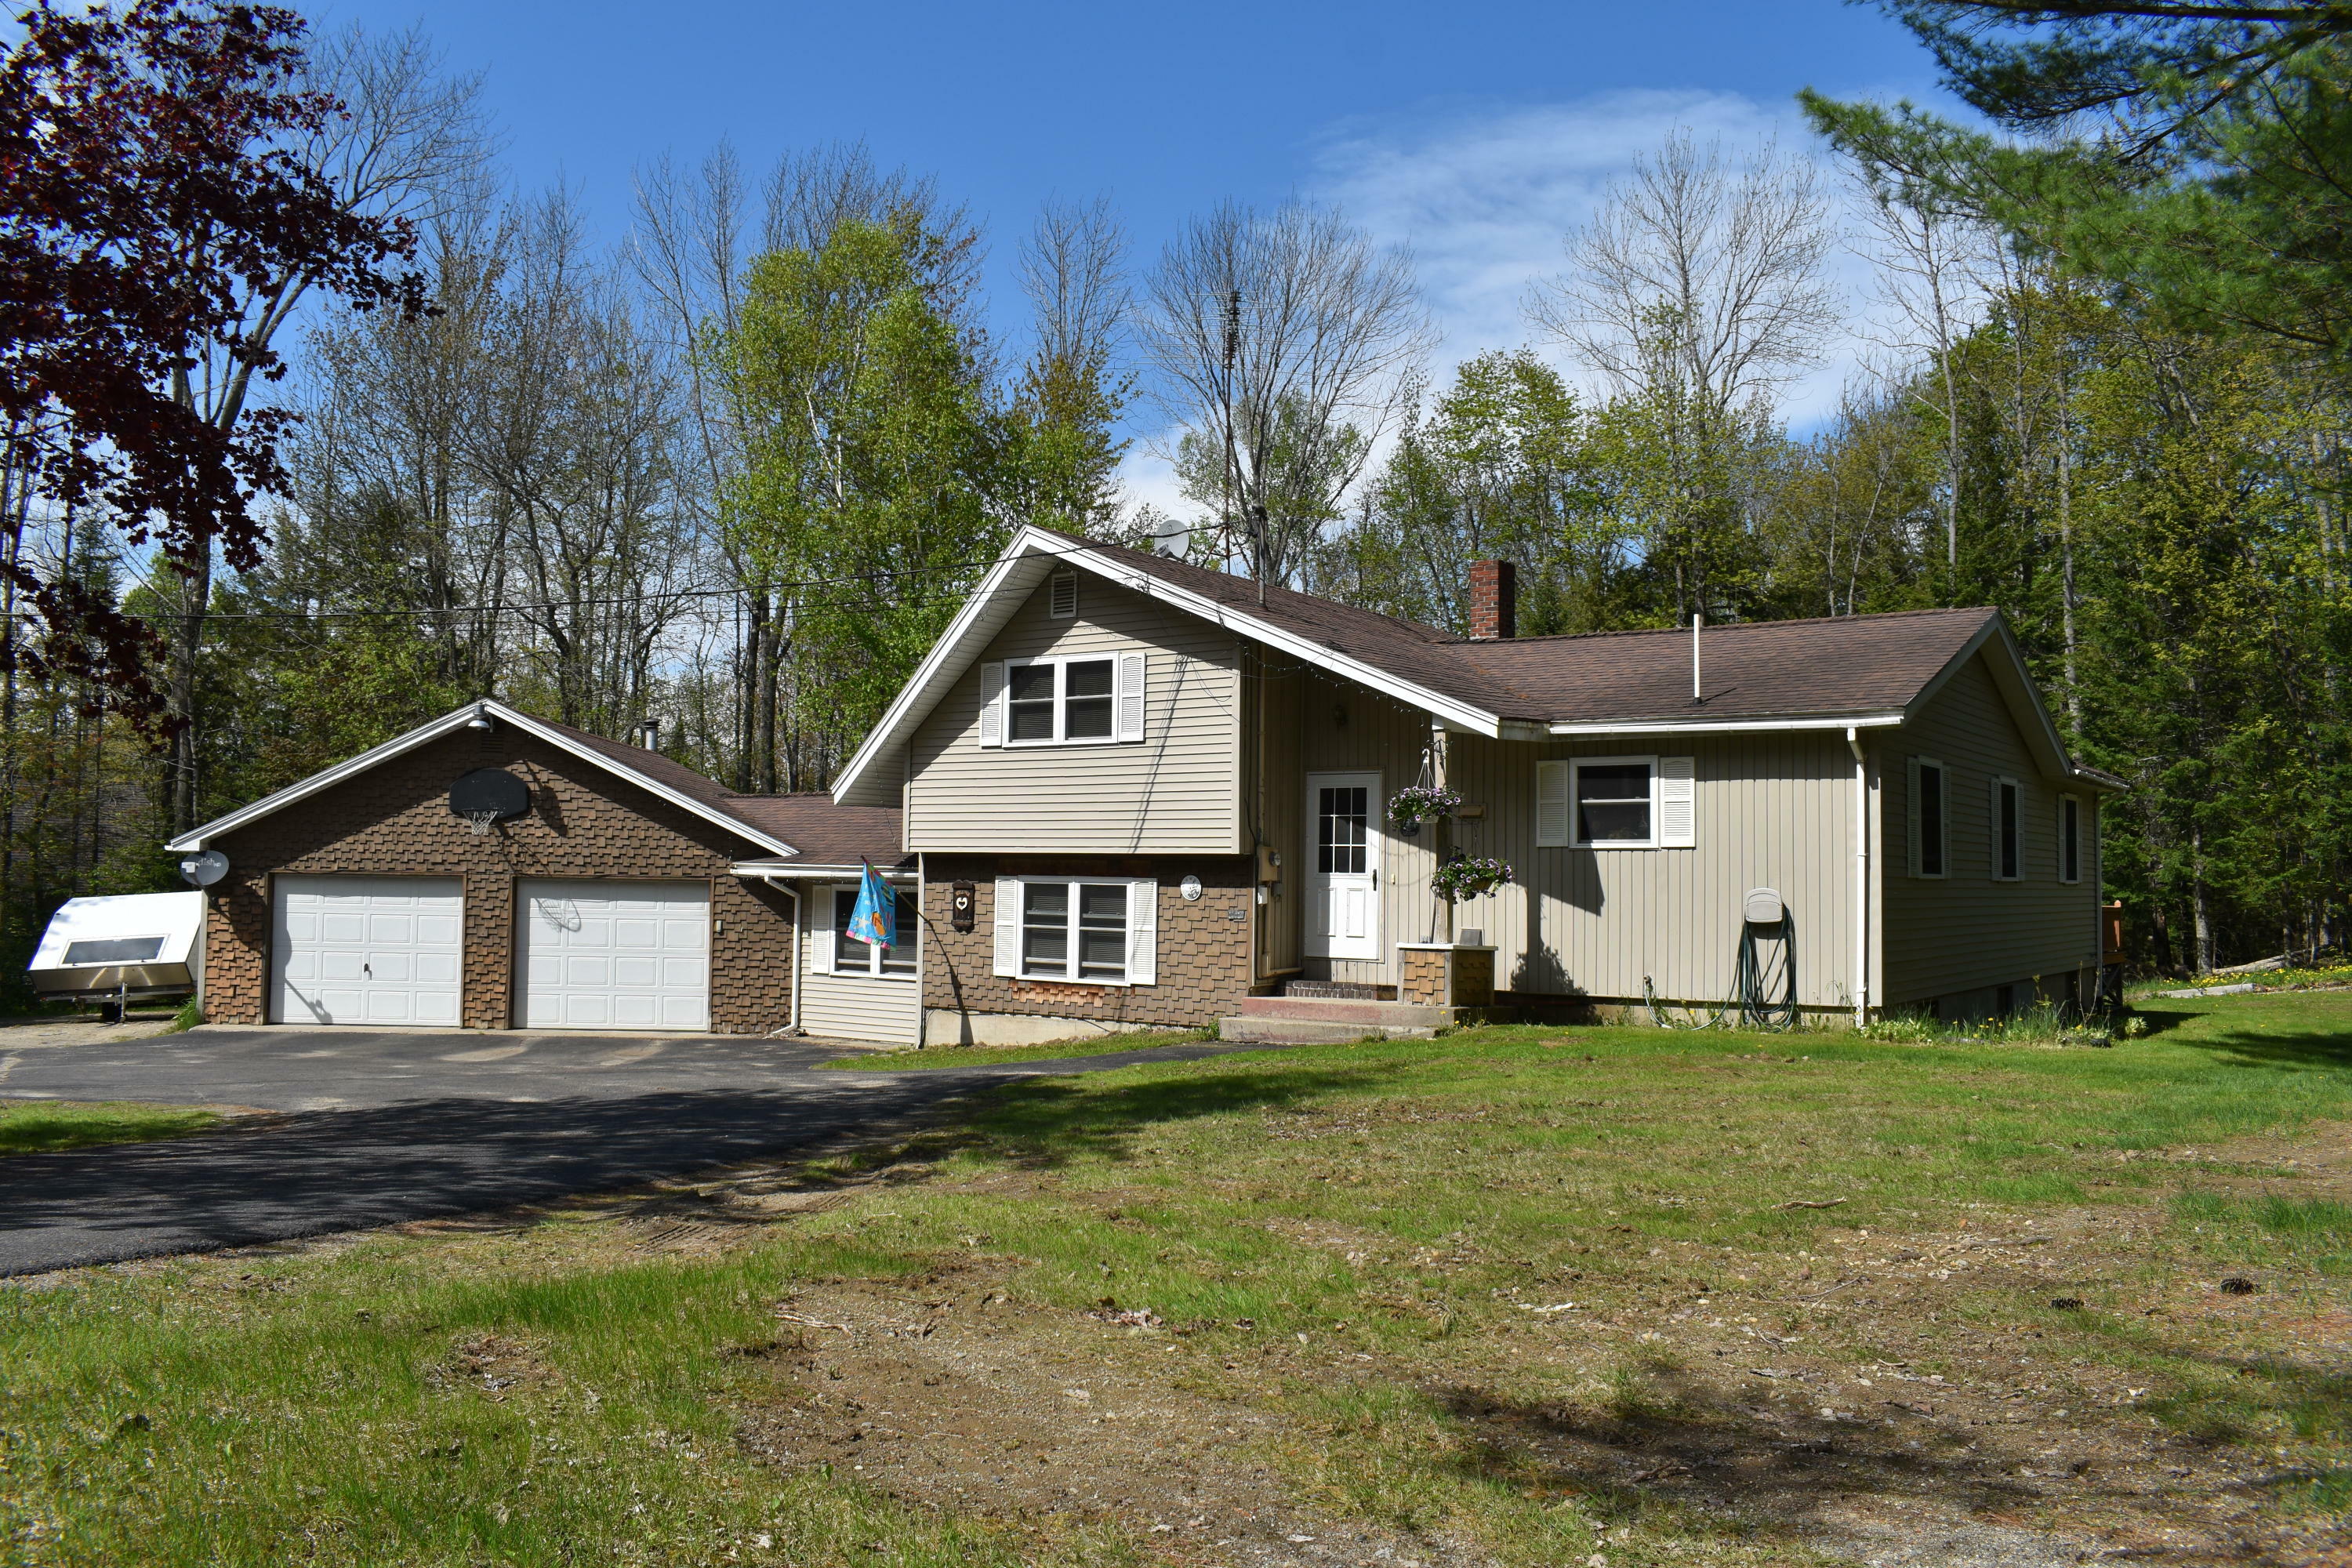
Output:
[831, 887, 918, 977]
[1022, 880, 1127, 982]
[1573, 758, 1654, 847]
[1992, 776, 2022, 881]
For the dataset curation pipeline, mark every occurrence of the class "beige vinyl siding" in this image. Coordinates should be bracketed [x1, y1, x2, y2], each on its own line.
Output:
[906, 577, 1243, 854]
[1261, 662, 1862, 1007]
[797, 885, 920, 1044]
[1882, 653, 2101, 1005]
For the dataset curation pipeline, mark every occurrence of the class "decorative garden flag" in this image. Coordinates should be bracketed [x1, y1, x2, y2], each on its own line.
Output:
[848, 861, 895, 948]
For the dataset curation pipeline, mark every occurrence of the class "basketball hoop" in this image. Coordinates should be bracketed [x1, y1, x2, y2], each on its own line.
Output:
[464, 808, 501, 837]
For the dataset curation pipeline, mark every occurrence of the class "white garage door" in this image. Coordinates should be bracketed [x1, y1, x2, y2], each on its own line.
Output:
[517, 880, 709, 1030]
[272, 875, 465, 1026]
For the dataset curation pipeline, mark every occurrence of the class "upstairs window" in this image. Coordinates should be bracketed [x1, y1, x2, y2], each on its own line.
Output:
[1908, 757, 1947, 878]
[1992, 777, 2022, 881]
[978, 654, 1145, 746]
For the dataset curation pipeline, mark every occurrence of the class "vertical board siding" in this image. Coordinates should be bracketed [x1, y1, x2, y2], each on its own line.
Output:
[798, 887, 921, 1044]
[906, 579, 1242, 854]
[1269, 663, 1858, 1005]
[1882, 654, 2102, 1004]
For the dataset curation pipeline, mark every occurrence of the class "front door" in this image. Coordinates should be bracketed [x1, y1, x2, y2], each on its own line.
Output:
[1304, 771, 1381, 960]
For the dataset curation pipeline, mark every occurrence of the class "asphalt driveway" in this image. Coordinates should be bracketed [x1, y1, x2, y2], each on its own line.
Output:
[0, 1025, 1246, 1277]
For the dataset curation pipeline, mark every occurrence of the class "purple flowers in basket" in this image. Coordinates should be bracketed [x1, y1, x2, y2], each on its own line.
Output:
[1388, 784, 1463, 829]
[1431, 855, 1512, 901]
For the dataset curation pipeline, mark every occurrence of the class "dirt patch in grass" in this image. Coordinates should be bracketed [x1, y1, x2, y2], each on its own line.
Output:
[734, 1272, 1474, 1566]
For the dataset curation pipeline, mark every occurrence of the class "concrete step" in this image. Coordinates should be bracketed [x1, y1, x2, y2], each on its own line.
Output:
[1218, 1016, 1441, 1044]
[1232, 996, 1458, 1028]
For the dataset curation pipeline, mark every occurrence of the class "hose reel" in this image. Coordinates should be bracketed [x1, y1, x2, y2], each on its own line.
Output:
[1643, 886, 1798, 1031]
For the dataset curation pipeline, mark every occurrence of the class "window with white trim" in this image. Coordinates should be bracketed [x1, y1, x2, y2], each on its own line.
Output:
[830, 886, 918, 977]
[1991, 775, 2023, 881]
[1536, 756, 1694, 848]
[2058, 793, 2082, 884]
[993, 876, 1158, 985]
[979, 653, 1145, 747]
[1907, 757, 1947, 878]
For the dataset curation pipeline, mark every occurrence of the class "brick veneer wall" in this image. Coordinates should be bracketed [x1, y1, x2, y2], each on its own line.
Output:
[202, 726, 796, 1033]
[922, 855, 1252, 1029]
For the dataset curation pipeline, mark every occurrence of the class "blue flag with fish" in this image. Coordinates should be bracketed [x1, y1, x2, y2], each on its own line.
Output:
[847, 861, 895, 949]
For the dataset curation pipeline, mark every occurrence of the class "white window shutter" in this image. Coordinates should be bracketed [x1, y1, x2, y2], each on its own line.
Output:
[812, 891, 836, 974]
[992, 877, 1021, 977]
[1536, 760, 1571, 847]
[1127, 879, 1157, 985]
[1658, 756, 1696, 847]
[1116, 653, 1146, 742]
[1906, 757, 1923, 878]
[978, 662, 1006, 747]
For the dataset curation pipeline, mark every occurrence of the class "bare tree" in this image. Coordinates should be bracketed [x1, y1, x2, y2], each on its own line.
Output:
[1009, 195, 1133, 532]
[155, 23, 491, 832]
[630, 140, 984, 789]
[1848, 169, 1994, 568]
[1139, 201, 1430, 594]
[1530, 131, 1839, 419]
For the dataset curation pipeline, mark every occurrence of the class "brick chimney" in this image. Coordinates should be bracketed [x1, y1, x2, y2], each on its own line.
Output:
[1468, 559, 1515, 640]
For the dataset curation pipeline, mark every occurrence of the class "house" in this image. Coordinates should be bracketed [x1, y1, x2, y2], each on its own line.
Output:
[165, 524, 2120, 1044]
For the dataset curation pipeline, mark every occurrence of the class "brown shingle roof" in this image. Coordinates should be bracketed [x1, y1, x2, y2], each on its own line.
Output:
[534, 717, 904, 862]
[1454, 608, 2000, 724]
[1087, 540, 1998, 724]
[720, 796, 910, 867]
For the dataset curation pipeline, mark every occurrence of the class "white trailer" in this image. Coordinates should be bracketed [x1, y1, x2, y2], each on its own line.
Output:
[28, 891, 205, 1018]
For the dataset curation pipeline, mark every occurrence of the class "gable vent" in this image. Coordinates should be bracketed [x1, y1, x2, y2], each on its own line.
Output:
[1047, 569, 1078, 619]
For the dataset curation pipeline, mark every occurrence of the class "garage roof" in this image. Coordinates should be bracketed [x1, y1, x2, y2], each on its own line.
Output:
[165, 701, 908, 862]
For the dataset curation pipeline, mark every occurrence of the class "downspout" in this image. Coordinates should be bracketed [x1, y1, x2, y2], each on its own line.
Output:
[1846, 728, 1870, 1026]
[759, 875, 802, 1037]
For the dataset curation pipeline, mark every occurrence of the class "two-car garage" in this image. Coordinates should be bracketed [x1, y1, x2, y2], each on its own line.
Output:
[270, 874, 710, 1031]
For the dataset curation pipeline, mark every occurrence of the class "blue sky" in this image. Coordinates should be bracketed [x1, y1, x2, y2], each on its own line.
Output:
[318, 0, 1958, 492]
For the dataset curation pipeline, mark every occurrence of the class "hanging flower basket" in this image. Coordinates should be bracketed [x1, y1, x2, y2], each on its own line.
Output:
[1431, 854, 1512, 902]
[1388, 784, 1462, 837]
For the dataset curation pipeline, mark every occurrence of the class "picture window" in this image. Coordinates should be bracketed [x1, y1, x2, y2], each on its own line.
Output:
[1021, 880, 1127, 982]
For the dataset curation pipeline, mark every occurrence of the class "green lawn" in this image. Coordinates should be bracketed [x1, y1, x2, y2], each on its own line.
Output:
[0, 1098, 220, 1156]
[3, 993, 2349, 1565]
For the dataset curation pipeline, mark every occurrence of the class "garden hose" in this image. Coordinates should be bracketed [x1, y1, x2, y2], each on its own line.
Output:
[1643, 911, 1798, 1031]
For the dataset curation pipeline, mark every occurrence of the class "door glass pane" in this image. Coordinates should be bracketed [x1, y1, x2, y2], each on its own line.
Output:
[1022, 882, 1069, 975]
[1008, 664, 1057, 742]
[1064, 659, 1114, 739]
[1076, 882, 1127, 980]
[1318, 786, 1368, 874]
[1576, 764, 1652, 843]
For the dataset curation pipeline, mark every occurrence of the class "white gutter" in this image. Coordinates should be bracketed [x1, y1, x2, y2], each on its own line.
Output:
[1547, 712, 1906, 738]
[1847, 726, 1871, 1026]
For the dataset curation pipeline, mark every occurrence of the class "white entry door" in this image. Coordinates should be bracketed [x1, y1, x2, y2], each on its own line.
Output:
[517, 880, 709, 1030]
[272, 875, 464, 1026]
[1304, 771, 1381, 960]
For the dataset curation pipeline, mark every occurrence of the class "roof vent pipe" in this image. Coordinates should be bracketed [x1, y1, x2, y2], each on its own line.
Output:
[1468, 559, 1515, 640]
[1692, 610, 1704, 702]
[637, 719, 660, 751]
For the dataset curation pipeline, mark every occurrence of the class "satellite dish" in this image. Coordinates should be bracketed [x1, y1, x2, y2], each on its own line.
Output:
[1149, 515, 1191, 556]
[177, 849, 228, 887]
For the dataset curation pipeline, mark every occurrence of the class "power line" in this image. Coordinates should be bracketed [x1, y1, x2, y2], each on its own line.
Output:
[5, 527, 1218, 627]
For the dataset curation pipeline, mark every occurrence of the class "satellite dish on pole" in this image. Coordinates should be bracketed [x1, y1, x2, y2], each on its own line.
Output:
[177, 849, 228, 887]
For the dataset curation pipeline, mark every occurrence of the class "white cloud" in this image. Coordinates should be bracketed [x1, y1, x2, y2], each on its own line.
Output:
[1114, 89, 1900, 516]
